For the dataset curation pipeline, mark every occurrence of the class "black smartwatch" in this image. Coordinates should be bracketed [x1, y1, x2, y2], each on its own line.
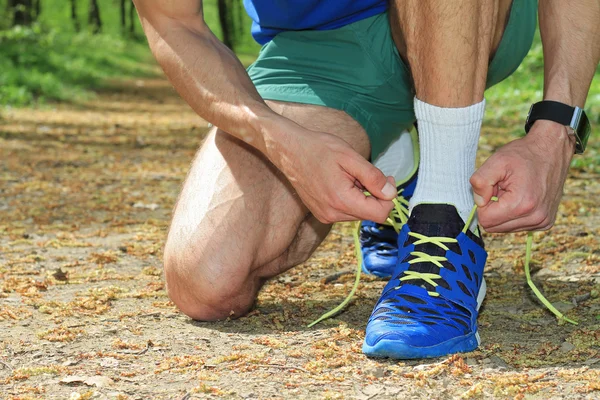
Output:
[524, 100, 591, 154]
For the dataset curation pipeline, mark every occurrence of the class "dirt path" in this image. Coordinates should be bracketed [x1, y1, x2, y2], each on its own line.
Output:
[1, 79, 599, 400]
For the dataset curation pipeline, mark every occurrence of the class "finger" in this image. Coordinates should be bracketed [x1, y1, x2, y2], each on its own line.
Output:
[345, 156, 396, 200]
[483, 219, 551, 233]
[333, 211, 366, 223]
[345, 186, 394, 223]
[479, 191, 554, 233]
[354, 176, 394, 193]
[470, 159, 506, 207]
[311, 204, 357, 225]
[481, 206, 554, 233]
[477, 191, 523, 229]
[353, 179, 366, 191]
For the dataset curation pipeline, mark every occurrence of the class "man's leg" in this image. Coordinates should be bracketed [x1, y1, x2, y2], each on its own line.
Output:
[389, 0, 513, 225]
[163, 100, 370, 321]
[390, 0, 513, 107]
[363, 0, 517, 359]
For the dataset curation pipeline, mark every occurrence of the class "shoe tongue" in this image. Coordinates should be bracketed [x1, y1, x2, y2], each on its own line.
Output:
[408, 204, 464, 238]
[399, 204, 465, 291]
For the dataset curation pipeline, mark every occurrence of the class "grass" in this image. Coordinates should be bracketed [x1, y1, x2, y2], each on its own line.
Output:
[486, 33, 600, 127]
[0, 24, 156, 106]
[0, 0, 155, 106]
[0, 25, 156, 106]
[0, 0, 259, 107]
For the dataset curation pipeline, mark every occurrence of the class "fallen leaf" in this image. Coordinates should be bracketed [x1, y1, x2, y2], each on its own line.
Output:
[60, 375, 113, 388]
[133, 202, 159, 210]
[53, 268, 69, 281]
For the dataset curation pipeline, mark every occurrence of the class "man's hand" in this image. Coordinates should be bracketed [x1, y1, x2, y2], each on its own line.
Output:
[470, 120, 576, 233]
[472, 0, 599, 234]
[268, 121, 397, 224]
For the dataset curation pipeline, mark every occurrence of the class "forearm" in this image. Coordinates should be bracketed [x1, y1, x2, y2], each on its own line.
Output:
[539, 0, 600, 107]
[134, 1, 285, 155]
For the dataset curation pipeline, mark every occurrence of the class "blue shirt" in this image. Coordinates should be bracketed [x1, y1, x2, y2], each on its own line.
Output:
[243, 0, 388, 44]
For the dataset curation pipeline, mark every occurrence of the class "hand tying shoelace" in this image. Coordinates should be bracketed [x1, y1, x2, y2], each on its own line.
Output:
[308, 197, 578, 328]
[362, 185, 411, 229]
[384, 189, 410, 228]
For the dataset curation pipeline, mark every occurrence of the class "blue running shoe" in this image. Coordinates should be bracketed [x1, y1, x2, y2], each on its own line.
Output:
[357, 172, 418, 278]
[363, 204, 487, 359]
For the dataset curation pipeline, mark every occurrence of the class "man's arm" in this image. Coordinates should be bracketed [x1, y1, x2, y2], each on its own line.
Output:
[540, 0, 600, 107]
[133, 0, 396, 223]
[471, 0, 600, 232]
[133, 0, 279, 154]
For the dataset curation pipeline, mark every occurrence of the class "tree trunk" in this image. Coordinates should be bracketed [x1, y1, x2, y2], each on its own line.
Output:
[9, 0, 33, 26]
[235, 0, 244, 46]
[70, 0, 80, 32]
[33, 0, 40, 20]
[120, 0, 126, 33]
[217, 0, 233, 49]
[129, 1, 136, 35]
[88, 0, 102, 34]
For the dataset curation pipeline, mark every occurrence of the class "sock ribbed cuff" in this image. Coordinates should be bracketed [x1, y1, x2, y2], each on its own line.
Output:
[414, 98, 486, 126]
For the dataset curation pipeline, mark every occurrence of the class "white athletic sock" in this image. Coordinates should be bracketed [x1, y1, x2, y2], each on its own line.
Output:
[409, 97, 485, 230]
[373, 129, 416, 183]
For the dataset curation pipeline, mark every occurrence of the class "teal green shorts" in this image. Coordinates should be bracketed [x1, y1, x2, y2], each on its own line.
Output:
[247, 0, 537, 160]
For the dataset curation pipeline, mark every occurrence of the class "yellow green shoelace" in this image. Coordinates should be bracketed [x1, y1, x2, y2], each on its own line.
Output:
[307, 197, 578, 327]
[365, 187, 410, 230]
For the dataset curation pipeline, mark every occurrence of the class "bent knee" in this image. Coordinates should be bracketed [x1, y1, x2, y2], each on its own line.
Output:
[163, 250, 256, 321]
[170, 293, 251, 321]
[165, 273, 256, 321]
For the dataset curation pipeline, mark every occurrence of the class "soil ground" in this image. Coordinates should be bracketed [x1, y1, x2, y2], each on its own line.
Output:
[1, 78, 599, 400]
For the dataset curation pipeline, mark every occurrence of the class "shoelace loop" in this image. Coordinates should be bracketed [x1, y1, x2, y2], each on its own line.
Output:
[386, 189, 409, 232]
[308, 197, 578, 327]
[366, 187, 410, 232]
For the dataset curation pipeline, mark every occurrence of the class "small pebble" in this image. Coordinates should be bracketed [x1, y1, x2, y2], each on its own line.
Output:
[560, 341, 575, 352]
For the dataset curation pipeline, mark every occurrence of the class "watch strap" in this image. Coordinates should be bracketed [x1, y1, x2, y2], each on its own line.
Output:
[525, 100, 590, 154]
[525, 100, 576, 133]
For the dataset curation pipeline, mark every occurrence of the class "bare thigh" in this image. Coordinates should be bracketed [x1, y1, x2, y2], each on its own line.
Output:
[163, 100, 370, 320]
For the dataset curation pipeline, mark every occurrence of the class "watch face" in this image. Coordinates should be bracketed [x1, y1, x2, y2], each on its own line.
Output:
[525, 104, 535, 133]
[574, 110, 591, 154]
[576, 122, 590, 154]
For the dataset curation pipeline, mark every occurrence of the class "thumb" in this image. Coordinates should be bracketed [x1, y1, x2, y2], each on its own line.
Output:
[348, 157, 396, 200]
[470, 160, 505, 207]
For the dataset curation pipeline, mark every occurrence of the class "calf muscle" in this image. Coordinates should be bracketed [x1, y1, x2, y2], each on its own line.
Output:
[389, 0, 513, 107]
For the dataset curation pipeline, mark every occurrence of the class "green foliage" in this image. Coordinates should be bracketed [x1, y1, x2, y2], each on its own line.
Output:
[0, 0, 152, 106]
[203, 0, 261, 58]
[0, 24, 155, 106]
[0, 0, 143, 36]
[0, 0, 261, 107]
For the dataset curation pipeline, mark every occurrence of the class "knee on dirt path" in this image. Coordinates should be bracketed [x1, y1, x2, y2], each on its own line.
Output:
[163, 246, 258, 321]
